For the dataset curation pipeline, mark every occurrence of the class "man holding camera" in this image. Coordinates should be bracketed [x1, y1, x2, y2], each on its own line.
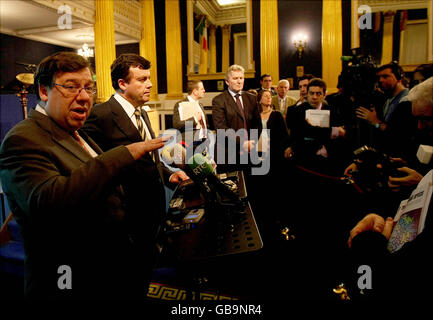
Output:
[356, 62, 416, 158]
[343, 77, 432, 300]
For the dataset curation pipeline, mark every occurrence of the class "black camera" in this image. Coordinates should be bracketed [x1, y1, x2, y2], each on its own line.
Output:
[350, 145, 405, 192]
[340, 49, 377, 105]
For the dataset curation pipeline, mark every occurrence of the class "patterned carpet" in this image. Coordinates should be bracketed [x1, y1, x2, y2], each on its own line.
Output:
[147, 282, 239, 300]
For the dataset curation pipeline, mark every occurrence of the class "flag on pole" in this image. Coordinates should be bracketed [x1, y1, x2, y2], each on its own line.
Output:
[195, 16, 208, 52]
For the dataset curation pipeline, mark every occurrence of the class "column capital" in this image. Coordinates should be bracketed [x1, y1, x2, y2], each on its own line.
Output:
[383, 10, 396, 22]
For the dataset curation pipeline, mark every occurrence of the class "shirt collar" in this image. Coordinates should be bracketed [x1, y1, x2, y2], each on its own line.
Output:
[35, 104, 48, 115]
[114, 92, 139, 118]
[228, 88, 242, 98]
[187, 95, 198, 103]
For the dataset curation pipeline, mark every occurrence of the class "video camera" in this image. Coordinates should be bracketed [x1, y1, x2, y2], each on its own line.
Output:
[340, 48, 377, 105]
[350, 145, 406, 192]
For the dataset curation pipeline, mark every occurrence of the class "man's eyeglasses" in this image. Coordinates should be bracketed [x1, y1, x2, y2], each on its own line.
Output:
[54, 83, 97, 96]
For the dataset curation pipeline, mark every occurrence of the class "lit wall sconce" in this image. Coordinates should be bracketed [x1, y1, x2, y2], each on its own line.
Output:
[292, 33, 307, 58]
[77, 43, 94, 58]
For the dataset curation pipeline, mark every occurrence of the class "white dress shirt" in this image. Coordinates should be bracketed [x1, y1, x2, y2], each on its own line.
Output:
[35, 104, 98, 157]
[113, 93, 152, 140]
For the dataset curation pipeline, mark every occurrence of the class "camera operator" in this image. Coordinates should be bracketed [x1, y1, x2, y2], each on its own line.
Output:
[344, 78, 432, 178]
[327, 52, 385, 153]
[339, 78, 433, 300]
[356, 62, 418, 158]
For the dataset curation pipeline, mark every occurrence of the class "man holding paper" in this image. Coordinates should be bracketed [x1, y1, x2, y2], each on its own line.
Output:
[285, 78, 347, 172]
[173, 80, 208, 139]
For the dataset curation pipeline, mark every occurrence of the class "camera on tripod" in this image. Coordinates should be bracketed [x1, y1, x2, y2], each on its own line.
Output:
[350, 145, 406, 192]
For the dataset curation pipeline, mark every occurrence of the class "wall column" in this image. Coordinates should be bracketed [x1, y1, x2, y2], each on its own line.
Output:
[209, 24, 217, 73]
[221, 24, 231, 72]
[428, 0, 433, 62]
[351, 0, 360, 49]
[165, 0, 183, 99]
[381, 10, 396, 65]
[260, 0, 279, 84]
[139, 0, 158, 101]
[94, 0, 116, 104]
[322, 0, 343, 93]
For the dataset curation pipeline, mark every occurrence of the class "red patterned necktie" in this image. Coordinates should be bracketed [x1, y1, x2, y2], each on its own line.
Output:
[72, 131, 91, 155]
[235, 93, 248, 139]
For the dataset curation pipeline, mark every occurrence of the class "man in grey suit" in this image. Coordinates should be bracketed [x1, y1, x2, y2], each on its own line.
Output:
[212, 64, 261, 173]
[173, 79, 208, 138]
[272, 79, 297, 117]
[0, 52, 167, 298]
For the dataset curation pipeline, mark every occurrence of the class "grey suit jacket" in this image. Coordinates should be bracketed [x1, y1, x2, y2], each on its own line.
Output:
[0, 109, 141, 298]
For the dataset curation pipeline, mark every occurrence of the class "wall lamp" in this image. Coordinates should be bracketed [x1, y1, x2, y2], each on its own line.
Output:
[293, 33, 307, 58]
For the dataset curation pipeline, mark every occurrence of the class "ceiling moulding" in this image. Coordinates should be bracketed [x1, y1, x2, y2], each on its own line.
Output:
[31, 0, 95, 24]
[358, 0, 428, 13]
[195, 0, 246, 26]
[31, 0, 141, 40]
[113, 0, 141, 40]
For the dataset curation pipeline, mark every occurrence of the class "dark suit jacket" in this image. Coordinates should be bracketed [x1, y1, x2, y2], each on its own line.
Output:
[265, 111, 290, 170]
[172, 96, 208, 132]
[286, 101, 344, 160]
[0, 109, 144, 298]
[82, 96, 172, 247]
[212, 90, 262, 169]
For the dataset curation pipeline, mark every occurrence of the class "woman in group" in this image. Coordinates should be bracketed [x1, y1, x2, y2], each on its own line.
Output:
[251, 89, 292, 245]
[256, 89, 291, 174]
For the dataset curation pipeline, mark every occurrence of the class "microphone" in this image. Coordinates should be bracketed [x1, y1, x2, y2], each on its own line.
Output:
[162, 143, 240, 205]
[161, 143, 188, 169]
[187, 153, 241, 204]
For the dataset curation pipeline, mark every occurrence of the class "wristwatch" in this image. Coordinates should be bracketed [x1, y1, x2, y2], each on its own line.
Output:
[375, 122, 381, 129]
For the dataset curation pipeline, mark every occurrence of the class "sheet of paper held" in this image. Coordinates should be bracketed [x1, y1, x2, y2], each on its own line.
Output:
[305, 109, 330, 127]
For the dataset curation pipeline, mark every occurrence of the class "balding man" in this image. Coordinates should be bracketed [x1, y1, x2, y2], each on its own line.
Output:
[272, 79, 297, 117]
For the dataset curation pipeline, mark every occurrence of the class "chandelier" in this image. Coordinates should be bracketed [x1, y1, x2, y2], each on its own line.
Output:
[77, 43, 94, 58]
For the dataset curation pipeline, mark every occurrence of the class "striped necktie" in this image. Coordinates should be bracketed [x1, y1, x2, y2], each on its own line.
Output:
[134, 107, 145, 140]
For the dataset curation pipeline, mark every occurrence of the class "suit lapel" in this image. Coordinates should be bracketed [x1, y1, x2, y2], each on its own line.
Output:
[225, 90, 245, 120]
[29, 110, 92, 163]
[141, 108, 155, 139]
[109, 96, 143, 142]
[78, 129, 103, 154]
[241, 91, 253, 122]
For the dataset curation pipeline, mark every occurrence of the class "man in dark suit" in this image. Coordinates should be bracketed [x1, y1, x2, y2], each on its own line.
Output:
[173, 79, 208, 139]
[286, 78, 347, 173]
[212, 64, 261, 173]
[256, 74, 277, 96]
[82, 54, 188, 290]
[0, 52, 168, 298]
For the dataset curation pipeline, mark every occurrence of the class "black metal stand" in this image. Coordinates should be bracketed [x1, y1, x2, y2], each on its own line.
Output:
[158, 171, 263, 299]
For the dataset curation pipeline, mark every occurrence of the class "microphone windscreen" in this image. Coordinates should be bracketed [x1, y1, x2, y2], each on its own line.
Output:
[188, 153, 214, 176]
[161, 145, 173, 164]
[172, 143, 187, 166]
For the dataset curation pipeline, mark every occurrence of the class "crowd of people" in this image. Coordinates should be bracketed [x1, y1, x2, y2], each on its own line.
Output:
[0, 50, 431, 300]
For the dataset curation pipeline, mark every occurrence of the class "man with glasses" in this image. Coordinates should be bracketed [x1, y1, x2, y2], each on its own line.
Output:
[0, 52, 168, 298]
